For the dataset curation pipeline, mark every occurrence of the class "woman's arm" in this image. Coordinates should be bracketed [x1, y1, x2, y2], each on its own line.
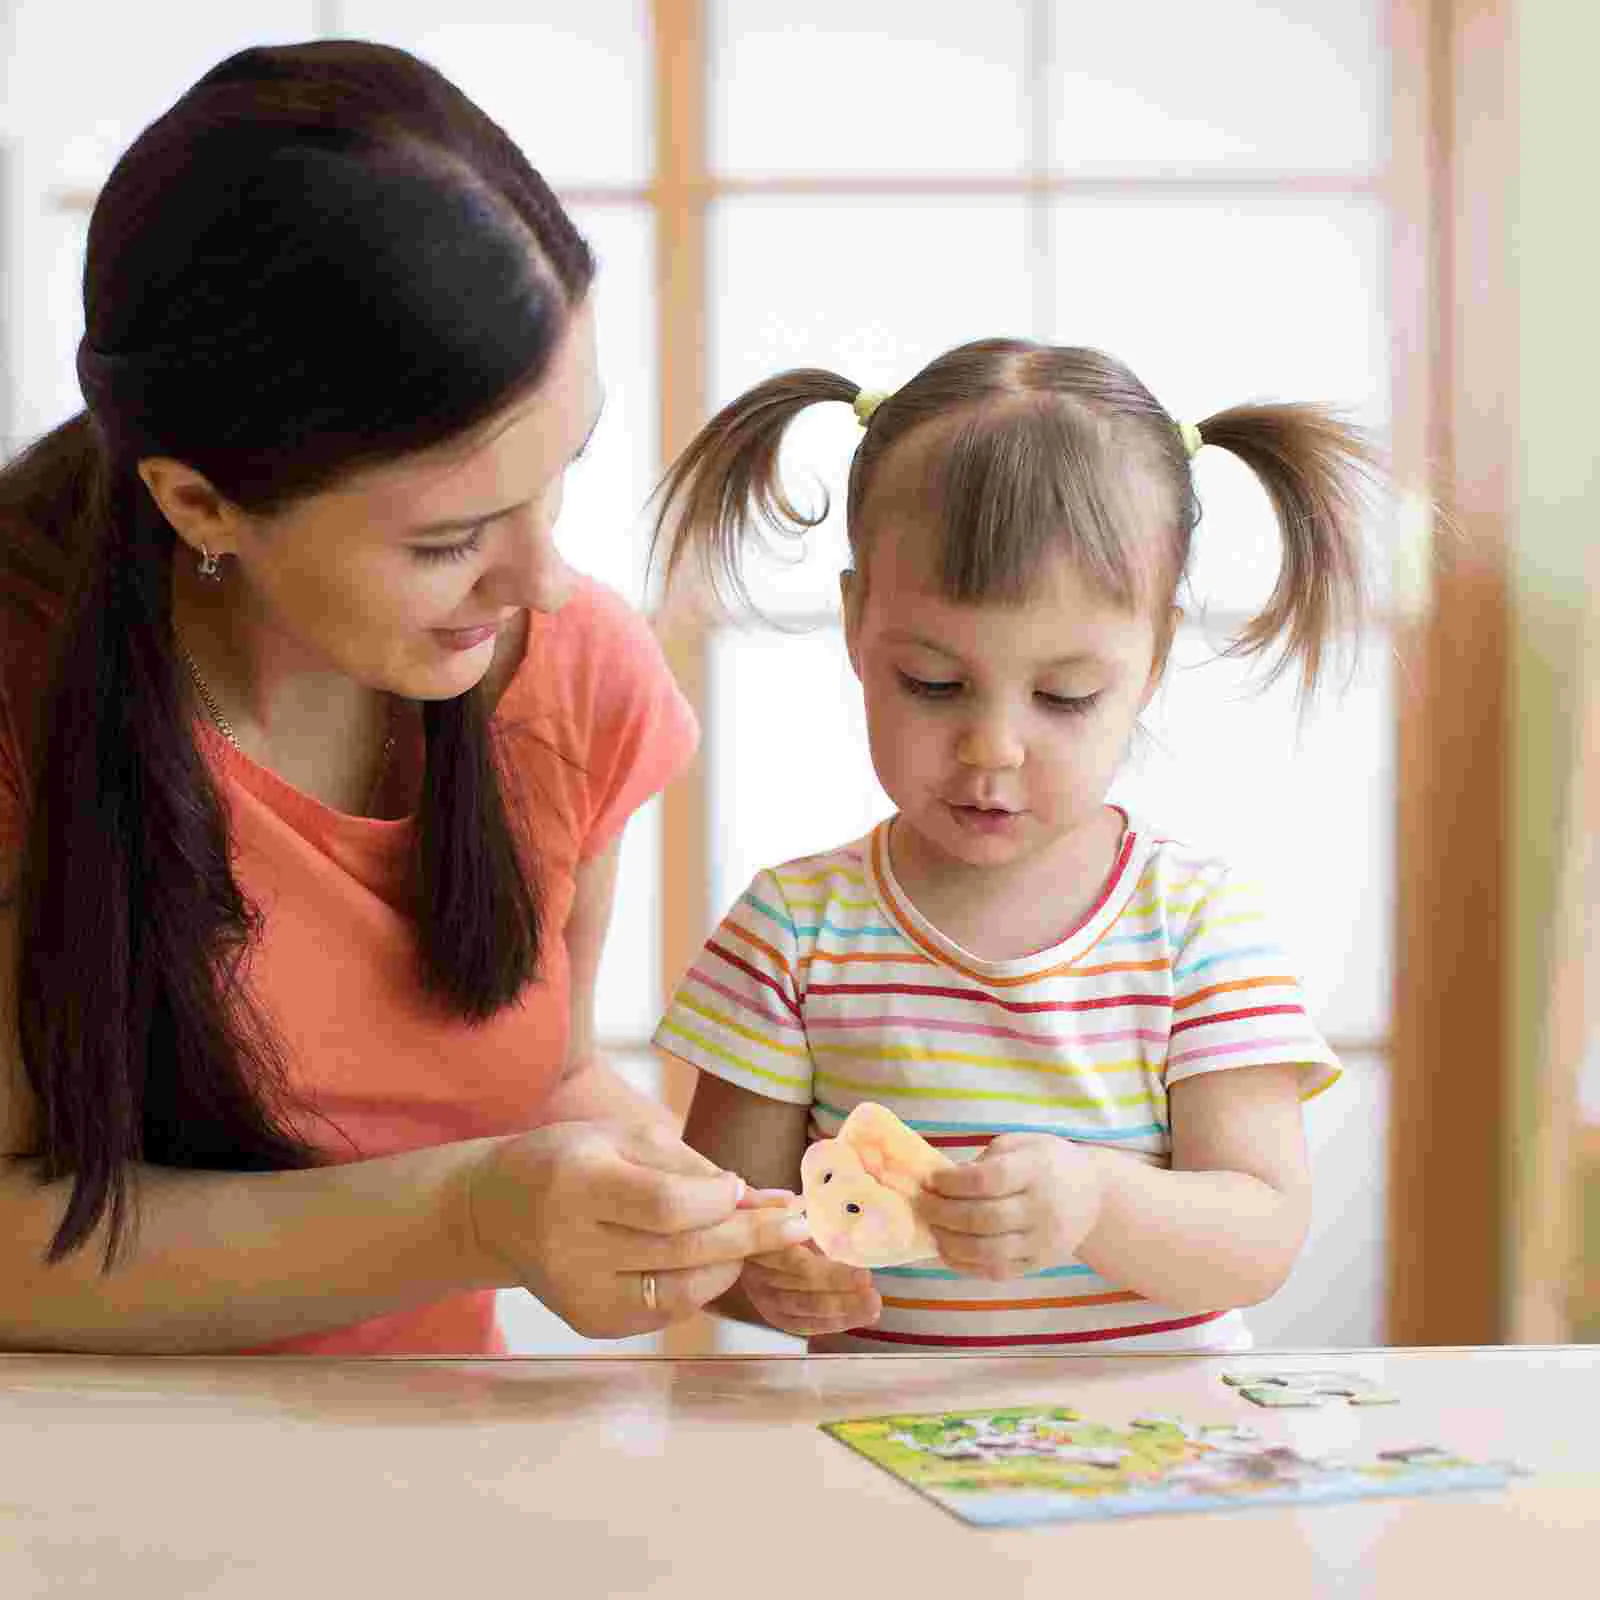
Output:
[0, 905, 803, 1352]
[538, 844, 678, 1134]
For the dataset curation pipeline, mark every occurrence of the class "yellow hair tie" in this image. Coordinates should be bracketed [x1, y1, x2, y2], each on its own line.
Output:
[853, 388, 890, 428]
[1178, 420, 1204, 459]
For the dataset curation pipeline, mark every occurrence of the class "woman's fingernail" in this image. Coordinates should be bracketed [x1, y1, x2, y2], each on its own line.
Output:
[731, 1176, 747, 1207]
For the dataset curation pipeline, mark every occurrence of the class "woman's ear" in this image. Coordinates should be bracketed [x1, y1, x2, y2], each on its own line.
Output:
[136, 457, 245, 563]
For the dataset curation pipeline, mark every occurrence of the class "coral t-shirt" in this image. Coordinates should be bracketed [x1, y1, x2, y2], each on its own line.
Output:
[0, 575, 698, 1355]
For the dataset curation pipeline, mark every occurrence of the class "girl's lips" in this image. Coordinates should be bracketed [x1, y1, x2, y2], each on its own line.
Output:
[945, 801, 1023, 835]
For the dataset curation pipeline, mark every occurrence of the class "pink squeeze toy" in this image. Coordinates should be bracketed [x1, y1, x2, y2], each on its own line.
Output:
[800, 1102, 954, 1269]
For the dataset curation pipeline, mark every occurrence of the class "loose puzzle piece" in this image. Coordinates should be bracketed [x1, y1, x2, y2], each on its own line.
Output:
[820, 1404, 1522, 1527]
[1223, 1369, 1399, 1409]
[801, 1102, 954, 1268]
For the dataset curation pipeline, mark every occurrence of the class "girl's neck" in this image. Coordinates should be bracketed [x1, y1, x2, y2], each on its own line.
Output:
[885, 805, 1127, 963]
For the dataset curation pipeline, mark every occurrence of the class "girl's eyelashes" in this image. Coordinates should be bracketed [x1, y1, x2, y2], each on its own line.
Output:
[897, 671, 961, 699]
[896, 671, 1101, 716]
[411, 525, 487, 565]
[1037, 690, 1101, 716]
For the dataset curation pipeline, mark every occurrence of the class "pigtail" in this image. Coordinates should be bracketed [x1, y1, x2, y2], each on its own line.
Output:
[651, 370, 860, 612]
[1195, 403, 1381, 699]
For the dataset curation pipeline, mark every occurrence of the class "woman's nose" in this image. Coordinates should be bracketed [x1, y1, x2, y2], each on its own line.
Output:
[483, 521, 576, 615]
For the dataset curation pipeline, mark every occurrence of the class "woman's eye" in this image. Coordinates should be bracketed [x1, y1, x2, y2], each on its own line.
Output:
[899, 672, 961, 699]
[1037, 690, 1101, 716]
[411, 526, 487, 565]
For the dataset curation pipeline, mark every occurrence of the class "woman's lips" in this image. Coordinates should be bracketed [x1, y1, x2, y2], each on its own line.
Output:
[433, 621, 501, 652]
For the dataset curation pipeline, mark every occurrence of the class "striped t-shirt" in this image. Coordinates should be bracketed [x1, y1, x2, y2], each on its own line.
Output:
[654, 812, 1340, 1353]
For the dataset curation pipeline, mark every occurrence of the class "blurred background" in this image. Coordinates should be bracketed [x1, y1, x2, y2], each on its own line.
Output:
[0, 1, 1593, 1355]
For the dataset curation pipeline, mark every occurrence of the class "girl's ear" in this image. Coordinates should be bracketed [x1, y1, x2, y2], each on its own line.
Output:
[1142, 603, 1182, 711]
[840, 568, 863, 677]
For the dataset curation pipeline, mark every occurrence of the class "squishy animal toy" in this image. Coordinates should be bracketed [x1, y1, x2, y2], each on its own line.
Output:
[799, 1102, 954, 1268]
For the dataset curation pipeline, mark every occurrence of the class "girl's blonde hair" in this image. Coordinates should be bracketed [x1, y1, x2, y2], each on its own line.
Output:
[652, 337, 1383, 697]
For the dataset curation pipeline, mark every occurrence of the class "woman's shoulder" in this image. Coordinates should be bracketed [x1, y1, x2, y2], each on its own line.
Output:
[499, 575, 670, 717]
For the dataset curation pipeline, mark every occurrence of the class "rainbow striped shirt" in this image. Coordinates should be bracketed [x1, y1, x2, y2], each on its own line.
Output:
[655, 815, 1340, 1352]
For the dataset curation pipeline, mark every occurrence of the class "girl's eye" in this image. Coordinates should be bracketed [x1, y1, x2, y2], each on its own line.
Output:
[1037, 690, 1101, 716]
[899, 672, 962, 699]
[411, 526, 487, 565]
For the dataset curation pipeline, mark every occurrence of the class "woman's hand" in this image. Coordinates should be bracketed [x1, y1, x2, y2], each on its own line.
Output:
[918, 1133, 1104, 1280]
[465, 1121, 811, 1338]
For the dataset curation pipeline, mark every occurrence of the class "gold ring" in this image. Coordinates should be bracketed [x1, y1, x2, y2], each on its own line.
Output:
[641, 1271, 658, 1313]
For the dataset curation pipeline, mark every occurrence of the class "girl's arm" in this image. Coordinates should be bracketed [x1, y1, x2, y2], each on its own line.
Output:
[539, 844, 678, 1134]
[680, 1071, 812, 1328]
[1076, 1063, 1312, 1311]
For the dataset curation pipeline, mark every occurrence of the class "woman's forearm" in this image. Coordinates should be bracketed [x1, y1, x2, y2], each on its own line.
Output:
[0, 1140, 508, 1354]
[1077, 1149, 1309, 1313]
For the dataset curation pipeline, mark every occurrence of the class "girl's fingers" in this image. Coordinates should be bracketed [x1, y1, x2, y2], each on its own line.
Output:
[917, 1190, 1030, 1236]
[932, 1227, 1039, 1279]
[757, 1287, 882, 1324]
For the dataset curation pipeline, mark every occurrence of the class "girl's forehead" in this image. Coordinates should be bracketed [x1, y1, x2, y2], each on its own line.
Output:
[857, 524, 1155, 662]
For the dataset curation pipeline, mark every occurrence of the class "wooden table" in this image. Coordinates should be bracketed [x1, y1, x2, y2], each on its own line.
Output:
[1, 1346, 1593, 1596]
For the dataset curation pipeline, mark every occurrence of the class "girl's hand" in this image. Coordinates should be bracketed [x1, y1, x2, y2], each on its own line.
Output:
[918, 1133, 1104, 1280]
[465, 1121, 811, 1338]
[739, 1238, 882, 1338]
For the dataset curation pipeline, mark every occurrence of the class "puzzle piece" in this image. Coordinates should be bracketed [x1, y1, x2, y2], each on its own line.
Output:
[1224, 1369, 1398, 1409]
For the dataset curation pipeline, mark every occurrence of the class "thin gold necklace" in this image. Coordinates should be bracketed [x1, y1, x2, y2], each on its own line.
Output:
[177, 640, 397, 814]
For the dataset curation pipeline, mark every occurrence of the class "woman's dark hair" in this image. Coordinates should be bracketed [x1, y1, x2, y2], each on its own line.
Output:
[0, 40, 595, 1264]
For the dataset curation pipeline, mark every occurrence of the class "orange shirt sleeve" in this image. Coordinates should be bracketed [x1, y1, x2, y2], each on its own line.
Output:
[502, 578, 699, 864]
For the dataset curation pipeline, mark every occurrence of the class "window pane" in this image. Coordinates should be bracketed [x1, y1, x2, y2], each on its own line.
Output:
[710, 0, 1030, 177]
[711, 196, 1034, 615]
[7, 3, 322, 189]
[709, 625, 888, 915]
[1050, 1, 1384, 174]
[11, 205, 85, 444]
[593, 795, 664, 1042]
[1111, 627, 1394, 1043]
[558, 205, 658, 608]
[340, 0, 652, 187]
[1047, 195, 1390, 615]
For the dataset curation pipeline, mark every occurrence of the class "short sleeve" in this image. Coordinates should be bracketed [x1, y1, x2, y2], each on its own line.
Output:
[1165, 869, 1341, 1101]
[652, 868, 814, 1106]
[572, 586, 699, 861]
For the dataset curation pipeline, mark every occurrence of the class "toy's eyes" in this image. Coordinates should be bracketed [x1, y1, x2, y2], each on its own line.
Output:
[822, 1172, 833, 1184]
[845, 1203, 862, 1215]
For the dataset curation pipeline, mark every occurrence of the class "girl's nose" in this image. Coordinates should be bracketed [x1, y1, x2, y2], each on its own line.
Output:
[956, 711, 1025, 771]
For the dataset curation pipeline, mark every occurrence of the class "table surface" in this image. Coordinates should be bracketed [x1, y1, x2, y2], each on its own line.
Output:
[1, 1345, 1595, 1597]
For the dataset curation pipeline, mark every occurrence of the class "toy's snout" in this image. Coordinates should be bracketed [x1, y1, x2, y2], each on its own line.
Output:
[799, 1137, 933, 1269]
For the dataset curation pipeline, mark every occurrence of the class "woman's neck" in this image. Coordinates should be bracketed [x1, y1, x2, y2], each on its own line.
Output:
[170, 560, 402, 816]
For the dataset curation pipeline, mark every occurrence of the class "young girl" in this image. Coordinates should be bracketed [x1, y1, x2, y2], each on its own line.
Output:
[650, 337, 1377, 1353]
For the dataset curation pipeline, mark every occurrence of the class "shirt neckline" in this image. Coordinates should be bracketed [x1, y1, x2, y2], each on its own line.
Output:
[865, 805, 1151, 983]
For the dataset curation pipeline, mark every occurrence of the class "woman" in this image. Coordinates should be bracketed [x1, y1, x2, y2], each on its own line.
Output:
[0, 40, 807, 1355]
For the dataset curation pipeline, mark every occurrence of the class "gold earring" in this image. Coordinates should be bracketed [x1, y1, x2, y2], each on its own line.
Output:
[197, 545, 222, 582]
